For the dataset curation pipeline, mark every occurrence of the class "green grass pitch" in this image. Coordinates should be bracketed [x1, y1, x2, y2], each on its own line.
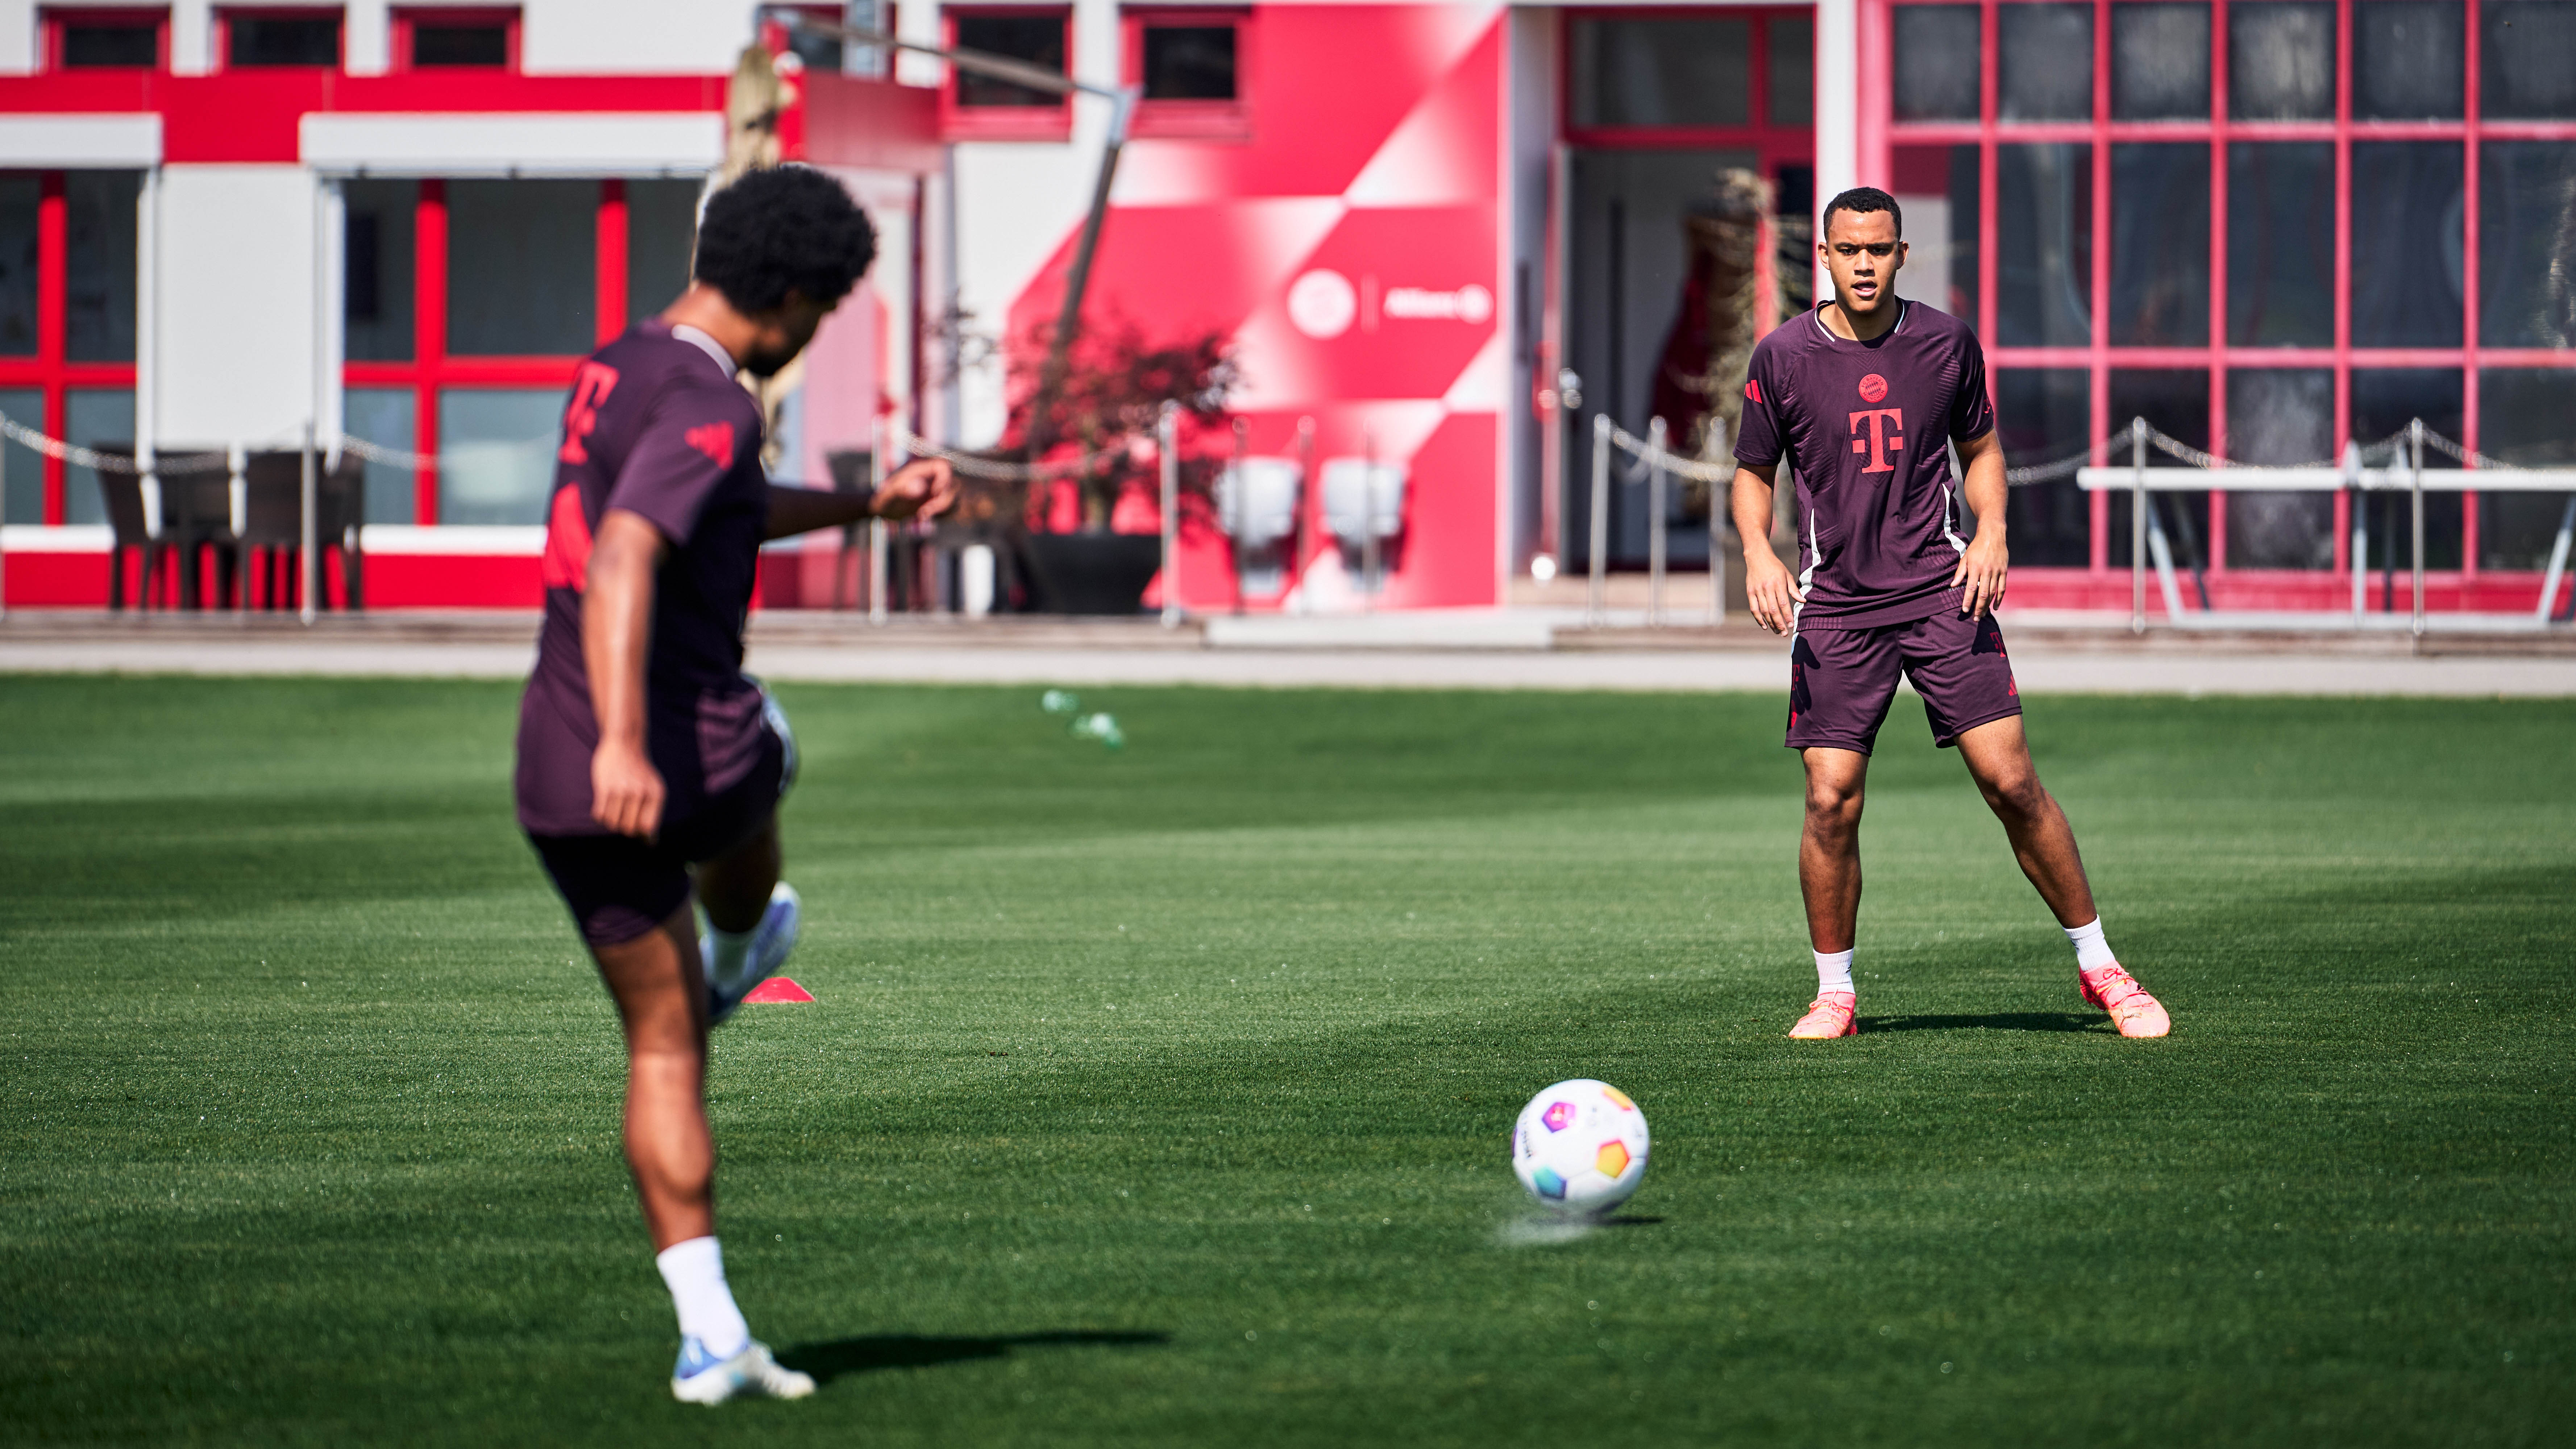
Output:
[2, 674, 2569, 1446]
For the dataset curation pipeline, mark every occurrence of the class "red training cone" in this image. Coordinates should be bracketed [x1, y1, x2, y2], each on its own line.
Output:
[742, 977, 815, 1004]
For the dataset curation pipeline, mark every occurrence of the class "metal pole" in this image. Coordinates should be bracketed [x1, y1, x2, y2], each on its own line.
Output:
[0, 437, 8, 619]
[298, 424, 318, 626]
[1290, 416, 1314, 615]
[2536, 494, 2575, 624]
[2130, 417, 2147, 634]
[1588, 412, 1611, 626]
[2347, 441, 2367, 621]
[2410, 418, 2425, 638]
[1646, 415, 1668, 627]
[1229, 415, 1247, 616]
[1158, 402, 1180, 628]
[868, 418, 889, 626]
[1709, 418, 1728, 627]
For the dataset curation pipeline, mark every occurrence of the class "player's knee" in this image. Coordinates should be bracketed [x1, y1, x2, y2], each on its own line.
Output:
[1981, 769, 2047, 821]
[1804, 781, 1865, 833]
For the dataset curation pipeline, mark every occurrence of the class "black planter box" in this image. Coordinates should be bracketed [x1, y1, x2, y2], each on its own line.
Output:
[1019, 533, 1163, 615]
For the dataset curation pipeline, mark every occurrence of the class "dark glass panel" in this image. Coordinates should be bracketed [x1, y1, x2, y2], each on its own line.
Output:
[343, 180, 416, 362]
[1770, 15, 1815, 125]
[2226, 142, 2333, 346]
[2349, 142, 2463, 348]
[1893, 5, 1981, 120]
[63, 387, 131, 526]
[2476, 370, 2576, 569]
[2479, 142, 2576, 349]
[627, 179, 702, 325]
[1997, 368, 2093, 564]
[1997, 143, 2092, 346]
[787, 25, 843, 72]
[953, 14, 1065, 108]
[66, 171, 140, 364]
[2000, 4, 2094, 120]
[0, 177, 37, 357]
[446, 180, 595, 358]
[2229, 2, 2334, 119]
[2353, 0, 2463, 119]
[0, 387, 41, 522]
[2350, 369, 2464, 569]
[2107, 369, 2209, 565]
[1570, 18, 1750, 126]
[2483, 2, 2576, 118]
[63, 20, 158, 67]
[343, 388, 417, 525]
[2224, 368, 2334, 567]
[438, 388, 561, 525]
[1142, 25, 1235, 101]
[228, 15, 340, 67]
[1890, 145, 1979, 323]
[2113, 3, 2210, 119]
[2110, 142, 2208, 345]
[413, 23, 508, 67]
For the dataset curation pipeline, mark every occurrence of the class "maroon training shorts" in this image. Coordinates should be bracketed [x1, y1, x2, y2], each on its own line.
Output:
[1785, 609, 2022, 755]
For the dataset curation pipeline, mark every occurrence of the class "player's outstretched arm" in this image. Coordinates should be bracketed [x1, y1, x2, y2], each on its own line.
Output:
[584, 508, 670, 840]
[1733, 463, 1803, 635]
[761, 458, 957, 540]
[1949, 430, 2009, 618]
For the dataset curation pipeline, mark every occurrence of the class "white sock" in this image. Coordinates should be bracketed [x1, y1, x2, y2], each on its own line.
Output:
[705, 924, 755, 982]
[1813, 948, 1855, 997]
[2065, 917, 2117, 973]
[656, 1236, 751, 1359]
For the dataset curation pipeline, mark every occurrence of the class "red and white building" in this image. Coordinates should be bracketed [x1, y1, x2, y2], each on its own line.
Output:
[3, 0, 2570, 613]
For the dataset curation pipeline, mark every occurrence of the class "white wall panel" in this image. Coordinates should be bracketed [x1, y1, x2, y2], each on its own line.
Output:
[155, 166, 319, 447]
[0, 3, 33, 74]
[521, 0, 747, 76]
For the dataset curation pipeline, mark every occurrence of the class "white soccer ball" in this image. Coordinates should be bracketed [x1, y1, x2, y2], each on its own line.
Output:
[1512, 1079, 1650, 1217]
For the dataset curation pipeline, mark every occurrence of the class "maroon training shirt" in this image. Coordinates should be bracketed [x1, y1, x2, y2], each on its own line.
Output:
[514, 321, 771, 836]
[1733, 299, 1996, 629]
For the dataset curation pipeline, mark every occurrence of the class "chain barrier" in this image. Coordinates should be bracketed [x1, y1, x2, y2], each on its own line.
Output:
[889, 427, 1131, 483]
[1601, 422, 1739, 486]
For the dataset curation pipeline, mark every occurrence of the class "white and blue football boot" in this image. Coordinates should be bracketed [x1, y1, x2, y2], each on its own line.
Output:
[706, 882, 800, 1026]
[670, 1335, 815, 1405]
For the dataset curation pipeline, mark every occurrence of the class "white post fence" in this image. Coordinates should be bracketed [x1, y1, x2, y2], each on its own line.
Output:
[1645, 415, 1669, 627]
[1586, 412, 1610, 626]
[1158, 402, 1181, 628]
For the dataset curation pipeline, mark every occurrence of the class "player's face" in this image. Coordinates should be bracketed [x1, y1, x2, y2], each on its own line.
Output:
[739, 293, 836, 379]
[1819, 211, 1907, 317]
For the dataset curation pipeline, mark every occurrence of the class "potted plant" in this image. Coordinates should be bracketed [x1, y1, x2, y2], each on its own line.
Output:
[961, 319, 1238, 614]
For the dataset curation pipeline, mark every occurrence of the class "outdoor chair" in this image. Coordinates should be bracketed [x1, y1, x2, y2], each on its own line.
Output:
[91, 447, 227, 609]
[1320, 457, 1408, 587]
[1216, 456, 1302, 597]
[237, 450, 366, 611]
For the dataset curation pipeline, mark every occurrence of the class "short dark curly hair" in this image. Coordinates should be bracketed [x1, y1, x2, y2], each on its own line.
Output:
[691, 165, 878, 315]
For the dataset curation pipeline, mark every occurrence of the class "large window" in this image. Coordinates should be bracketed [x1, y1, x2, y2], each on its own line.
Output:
[43, 8, 169, 69]
[1124, 9, 1248, 138]
[943, 8, 1071, 140]
[340, 177, 702, 525]
[1888, 0, 2576, 578]
[0, 171, 142, 526]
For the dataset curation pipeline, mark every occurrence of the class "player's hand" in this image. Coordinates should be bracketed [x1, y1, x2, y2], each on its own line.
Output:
[591, 737, 665, 840]
[1743, 549, 1805, 635]
[873, 458, 958, 522]
[1952, 528, 2008, 619]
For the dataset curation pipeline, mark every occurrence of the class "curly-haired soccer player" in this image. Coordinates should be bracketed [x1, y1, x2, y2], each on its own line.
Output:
[1730, 186, 2170, 1042]
[515, 165, 956, 1403]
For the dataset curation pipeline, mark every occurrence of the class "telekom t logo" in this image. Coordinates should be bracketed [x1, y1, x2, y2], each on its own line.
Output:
[1849, 408, 1906, 473]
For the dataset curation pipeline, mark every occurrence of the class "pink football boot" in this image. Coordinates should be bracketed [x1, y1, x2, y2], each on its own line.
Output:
[1788, 992, 1858, 1039]
[2080, 964, 2171, 1038]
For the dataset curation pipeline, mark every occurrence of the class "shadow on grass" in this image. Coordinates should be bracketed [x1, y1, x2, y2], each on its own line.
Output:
[1601, 1215, 1665, 1227]
[1860, 1012, 2108, 1035]
[780, 1330, 1171, 1384]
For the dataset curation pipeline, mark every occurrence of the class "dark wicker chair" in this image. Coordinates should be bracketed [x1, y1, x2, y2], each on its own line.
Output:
[237, 450, 366, 610]
[91, 448, 227, 609]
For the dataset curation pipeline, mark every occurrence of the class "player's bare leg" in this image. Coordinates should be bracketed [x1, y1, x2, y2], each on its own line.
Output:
[1789, 747, 1868, 1038]
[693, 814, 801, 1025]
[593, 903, 814, 1400]
[1955, 717, 2169, 1037]
[590, 905, 716, 1250]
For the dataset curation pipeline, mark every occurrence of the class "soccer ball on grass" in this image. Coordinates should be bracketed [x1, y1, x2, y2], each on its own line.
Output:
[1511, 1079, 1650, 1217]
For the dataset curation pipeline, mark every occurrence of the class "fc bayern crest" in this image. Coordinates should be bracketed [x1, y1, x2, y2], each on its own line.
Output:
[1858, 373, 1889, 403]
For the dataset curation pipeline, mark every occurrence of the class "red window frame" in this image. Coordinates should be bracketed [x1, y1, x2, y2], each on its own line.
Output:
[941, 6, 1074, 142]
[40, 7, 171, 71]
[1122, 8, 1251, 140]
[1881, 0, 2576, 582]
[341, 178, 630, 525]
[214, 5, 347, 71]
[390, 7, 520, 72]
[0, 171, 141, 526]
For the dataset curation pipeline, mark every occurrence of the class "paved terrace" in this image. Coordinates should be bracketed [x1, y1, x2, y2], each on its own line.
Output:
[1, 609, 2570, 696]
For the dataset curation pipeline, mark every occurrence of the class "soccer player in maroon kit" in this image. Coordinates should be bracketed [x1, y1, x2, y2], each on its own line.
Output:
[1729, 187, 2170, 1042]
[516, 166, 956, 1402]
